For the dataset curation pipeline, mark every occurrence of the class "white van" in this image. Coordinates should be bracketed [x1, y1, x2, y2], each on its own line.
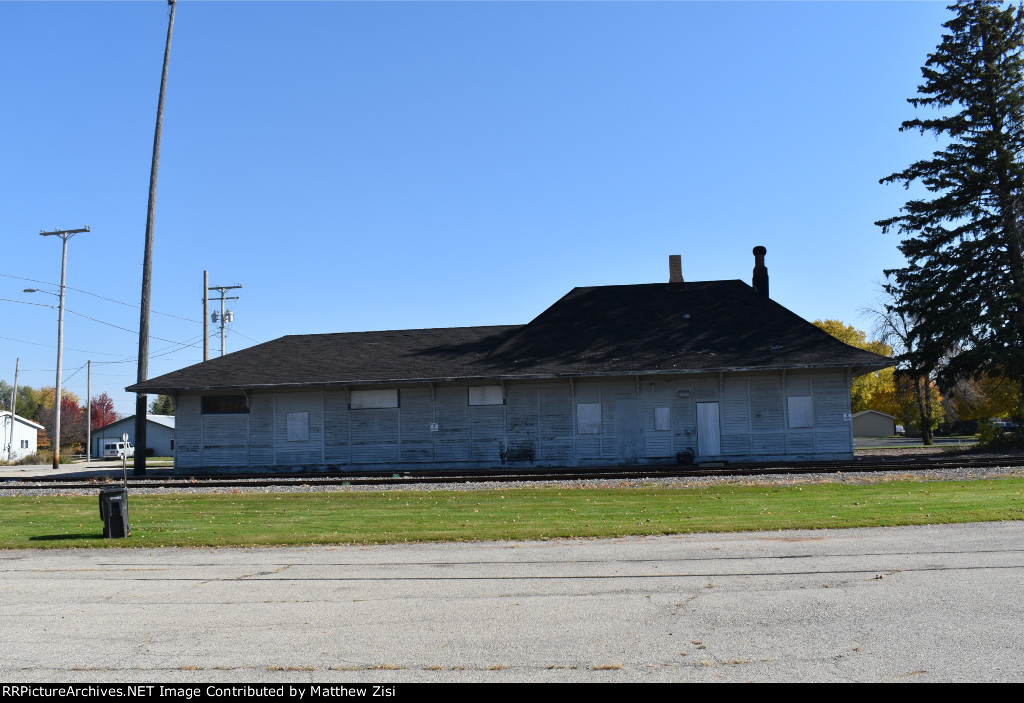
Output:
[102, 441, 134, 459]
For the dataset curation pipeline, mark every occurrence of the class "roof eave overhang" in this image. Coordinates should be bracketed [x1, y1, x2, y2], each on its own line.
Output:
[127, 360, 894, 394]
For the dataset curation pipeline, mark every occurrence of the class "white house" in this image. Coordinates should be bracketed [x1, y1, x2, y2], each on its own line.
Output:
[1, 411, 44, 462]
[128, 249, 891, 472]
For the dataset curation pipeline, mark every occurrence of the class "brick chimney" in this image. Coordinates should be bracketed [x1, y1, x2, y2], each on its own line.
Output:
[668, 255, 683, 289]
[752, 246, 769, 297]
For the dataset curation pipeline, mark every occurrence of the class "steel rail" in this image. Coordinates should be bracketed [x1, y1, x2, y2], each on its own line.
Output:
[2, 454, 1022, 492]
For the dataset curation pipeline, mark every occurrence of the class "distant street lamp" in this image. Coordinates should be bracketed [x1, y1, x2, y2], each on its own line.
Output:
[36, 226, 90, 469]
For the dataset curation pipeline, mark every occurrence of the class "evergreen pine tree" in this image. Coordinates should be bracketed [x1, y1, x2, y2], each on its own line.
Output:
[148, 394, 174, 415]
[878, 0, 1024, 423]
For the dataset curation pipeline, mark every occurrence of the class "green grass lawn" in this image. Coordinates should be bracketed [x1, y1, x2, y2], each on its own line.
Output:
[2, 477, 1023, 549]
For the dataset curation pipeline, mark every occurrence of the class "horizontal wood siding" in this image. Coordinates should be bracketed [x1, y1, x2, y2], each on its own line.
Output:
[694, 378, 719, 402]
[750, 378, 783, 431]
[786, 431, 814, 454]
[400, 387, 433, 462]
[274, 392, 322, 466]
[751, 432, 786, 454]
[174, 369, 855, 471]
[720, 376, 748, 457]
[202, 415, 249, 466]
[323, 391, 350, 464]
[540, 382, 573, 463]
[641, 379, 676, 458]
[470, 404, 504, 462]
[248, 393, 274, 466]
[721, 434, 751, 455]
[813, 375, 849, 428]
[350, 408, 399, 463]
[174, 394, 201, 469]
[436, 386, 470, 461]
[505, 383, 538, 462]
[599, 380, 635, 459]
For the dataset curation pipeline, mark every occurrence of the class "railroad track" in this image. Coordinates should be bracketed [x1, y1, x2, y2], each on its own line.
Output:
[2, 454, 1022, 492]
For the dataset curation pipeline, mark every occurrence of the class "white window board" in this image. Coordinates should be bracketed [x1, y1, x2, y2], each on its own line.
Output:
[286, 411, 310, 442]
[788, 396, 814, 428]
[577, 403, 602, 435]
[469, 386, 503, 406]
[351, 389, 399, 409]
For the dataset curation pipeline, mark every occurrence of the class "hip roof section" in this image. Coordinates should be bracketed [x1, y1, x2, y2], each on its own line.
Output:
[128, 281, 892, 393]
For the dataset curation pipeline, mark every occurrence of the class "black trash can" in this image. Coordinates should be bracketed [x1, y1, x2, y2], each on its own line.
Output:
[98, 487, 129, 538]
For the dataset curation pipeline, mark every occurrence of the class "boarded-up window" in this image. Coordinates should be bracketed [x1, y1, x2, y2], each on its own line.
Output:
[468, 386, 503, 406]
[788, 396, 814, 428]
[654, 407, 671, 431]
[286, 411, 310, 441]
[577, 403, 602, 435]
[351, 389, 399, 409]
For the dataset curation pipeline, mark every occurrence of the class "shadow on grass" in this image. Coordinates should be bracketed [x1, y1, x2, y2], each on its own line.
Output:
[29, 533, 107, 541]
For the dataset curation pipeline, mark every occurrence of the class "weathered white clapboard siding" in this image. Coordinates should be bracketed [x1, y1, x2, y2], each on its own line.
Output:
[436, 385, 470, 461]
[173, 394, 202, 469]
[274, 392, 323, 466]
[399, 387, 433, 462]
[202, 414, 249, 466]
[323, 390, 350, 464]
[248, 393, 274, 467]
[539, 382, 573, 463]
[171, 369, 855, 471]
[470, 404, 505, 462]
[350, 406, 399, 463]
[504, 383, 539, 463]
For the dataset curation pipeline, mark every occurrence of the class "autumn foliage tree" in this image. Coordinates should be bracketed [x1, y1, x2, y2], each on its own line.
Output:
[35, 394, 86, 450]
[91, 393, 117, 429]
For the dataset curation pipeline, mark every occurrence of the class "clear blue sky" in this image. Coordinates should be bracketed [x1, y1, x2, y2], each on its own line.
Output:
[1, 0, 951, 416]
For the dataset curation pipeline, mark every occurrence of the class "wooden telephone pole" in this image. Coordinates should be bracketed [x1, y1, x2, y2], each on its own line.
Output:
[135, 0, 176, 477]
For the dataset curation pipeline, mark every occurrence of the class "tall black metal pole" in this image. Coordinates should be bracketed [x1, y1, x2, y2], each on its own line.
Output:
[135, 0, 176, 476]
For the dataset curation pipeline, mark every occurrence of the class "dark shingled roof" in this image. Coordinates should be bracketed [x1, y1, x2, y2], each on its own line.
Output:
[127, 281, 891, 393]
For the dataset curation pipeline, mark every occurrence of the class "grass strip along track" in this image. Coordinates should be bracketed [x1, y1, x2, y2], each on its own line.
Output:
[2, 478, 1023, 549]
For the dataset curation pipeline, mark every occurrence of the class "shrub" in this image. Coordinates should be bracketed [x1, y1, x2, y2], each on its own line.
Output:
[976, 419, 1024, 450]
[0, 449, 74, 466]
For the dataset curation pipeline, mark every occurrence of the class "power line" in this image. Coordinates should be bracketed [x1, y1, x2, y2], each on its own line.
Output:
[2, 296, 204, 347]
[61, 361, 88, 386]
[91, 333, 210, 366]
[0, 271, 200, 323]
[0, 334, 124, 357]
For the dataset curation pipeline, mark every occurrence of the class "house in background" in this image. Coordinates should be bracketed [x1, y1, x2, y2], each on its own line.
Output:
[1, 411, 44, 462]
[92, 414, 175, 458]
[128, 249, 891, 472]
[852, 410, 897, 437]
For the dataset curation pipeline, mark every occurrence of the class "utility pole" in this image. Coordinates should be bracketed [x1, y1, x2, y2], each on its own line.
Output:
[40, 226, 90, 470]
[135, 0, 177, 477]
[6, 358, 18, 462]
[203, 270, 209, 361]
[208, 284, 241, 356]
[86, 360, 91, 464]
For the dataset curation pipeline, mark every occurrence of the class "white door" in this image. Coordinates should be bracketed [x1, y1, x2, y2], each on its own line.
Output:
[696, 402, 721, 456]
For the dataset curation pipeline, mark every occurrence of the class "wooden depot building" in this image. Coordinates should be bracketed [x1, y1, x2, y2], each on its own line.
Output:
[128, 249, 891, 472]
